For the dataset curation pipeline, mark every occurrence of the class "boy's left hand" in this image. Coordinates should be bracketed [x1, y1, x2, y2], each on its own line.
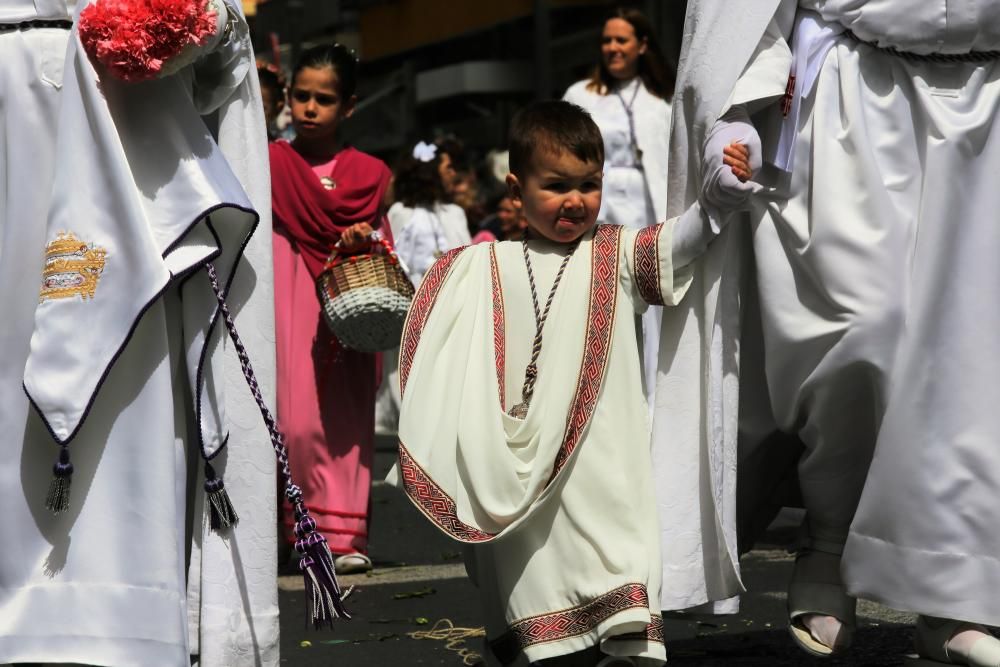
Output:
[723, 142, 753, 182]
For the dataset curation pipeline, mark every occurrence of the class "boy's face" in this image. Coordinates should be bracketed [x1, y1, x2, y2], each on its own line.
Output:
[506, 149, 602, 244]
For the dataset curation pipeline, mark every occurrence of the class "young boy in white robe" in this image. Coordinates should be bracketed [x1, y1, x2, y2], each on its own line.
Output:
[389, 100, 753, 666]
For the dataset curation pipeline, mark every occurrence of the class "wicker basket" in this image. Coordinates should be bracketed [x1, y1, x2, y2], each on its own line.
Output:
[317, 232, 415, 352]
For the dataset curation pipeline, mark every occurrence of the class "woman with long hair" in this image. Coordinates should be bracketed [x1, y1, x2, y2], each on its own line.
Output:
[563, 6, 674, 413]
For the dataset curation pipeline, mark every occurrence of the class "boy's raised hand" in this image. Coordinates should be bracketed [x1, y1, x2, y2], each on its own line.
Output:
[723, 142, 753, 182]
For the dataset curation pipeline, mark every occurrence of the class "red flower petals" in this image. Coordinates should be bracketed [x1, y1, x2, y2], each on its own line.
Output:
[79, 0, 218, 82]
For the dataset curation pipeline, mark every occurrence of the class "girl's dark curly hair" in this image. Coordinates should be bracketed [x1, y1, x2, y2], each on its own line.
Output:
[393, 150, 446, 209]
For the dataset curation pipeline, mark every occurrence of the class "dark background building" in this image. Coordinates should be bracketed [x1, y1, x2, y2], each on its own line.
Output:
[248, 0, 686, 160]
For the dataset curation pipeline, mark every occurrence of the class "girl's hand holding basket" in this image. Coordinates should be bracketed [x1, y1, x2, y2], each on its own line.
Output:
[338, 223, 374, 254]
[317, 230, 415, 353]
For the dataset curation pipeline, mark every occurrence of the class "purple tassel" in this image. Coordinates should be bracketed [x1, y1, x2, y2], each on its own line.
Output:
[292, 500, 351, 628]
[204, 461, 239, 532]
[45, 445, 73, 514]
[204, 261, 350, 626]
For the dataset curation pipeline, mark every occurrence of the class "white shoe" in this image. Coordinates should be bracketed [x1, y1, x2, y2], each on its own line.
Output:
[909, 616, 1000, 666]
[334, 552, 372, 574]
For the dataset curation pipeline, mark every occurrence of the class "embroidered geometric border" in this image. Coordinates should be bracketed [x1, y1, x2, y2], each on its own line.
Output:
[550, 224, 622, 480]
[399, 246, 467, 396]
[634, 224, 664, 306]
[607, 615, 665, 645]
[507, 582, 651, 650]
[397, 441, 495, 542]
[397, 229, 621, 542]
[489, 243, 506, 408]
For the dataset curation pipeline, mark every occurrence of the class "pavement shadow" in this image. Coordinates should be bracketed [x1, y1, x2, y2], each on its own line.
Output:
[665, 625, 913, 666]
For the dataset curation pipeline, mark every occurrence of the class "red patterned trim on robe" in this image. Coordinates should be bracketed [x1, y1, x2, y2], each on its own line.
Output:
[550, 224, 622, 481]
[397, 228, 621, 541]
[634, 224, 664, 306]
[607, 615, 665, 645]
[502, 583, 652, 652]
[398, 246, 468, 396]
[397, 442, 495, 542]
[489, 243, 506, 408]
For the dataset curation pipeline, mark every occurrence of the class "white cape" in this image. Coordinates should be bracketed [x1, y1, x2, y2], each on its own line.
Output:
[2, 2, 278, 664]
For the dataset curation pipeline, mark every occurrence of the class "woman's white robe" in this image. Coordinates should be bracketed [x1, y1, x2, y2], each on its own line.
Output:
[388, 222, 692, 665]
[563, 78, 671, 414]
[0, 2, 279, 665]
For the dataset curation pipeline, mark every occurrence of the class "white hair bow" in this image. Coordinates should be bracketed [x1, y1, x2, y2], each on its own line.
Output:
[412, 141, 438, 162]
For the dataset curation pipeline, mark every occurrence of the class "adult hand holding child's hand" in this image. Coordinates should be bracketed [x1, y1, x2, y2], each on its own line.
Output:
[701, 105, 763, 214]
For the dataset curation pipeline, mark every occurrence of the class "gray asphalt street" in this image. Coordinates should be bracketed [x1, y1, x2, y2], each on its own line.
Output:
[277, 437, 917, 666]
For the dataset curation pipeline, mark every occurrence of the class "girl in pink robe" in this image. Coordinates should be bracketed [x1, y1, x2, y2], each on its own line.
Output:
[269, 43, 392, 572]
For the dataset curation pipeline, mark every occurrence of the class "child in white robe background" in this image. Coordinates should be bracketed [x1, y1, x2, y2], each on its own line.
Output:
[374, 141, 472, 436]
[388, 100, 754, 666]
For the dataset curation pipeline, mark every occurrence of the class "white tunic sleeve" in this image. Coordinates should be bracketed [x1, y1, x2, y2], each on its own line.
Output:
[621, 200, 727, 309]
[621, 218, 693, 309]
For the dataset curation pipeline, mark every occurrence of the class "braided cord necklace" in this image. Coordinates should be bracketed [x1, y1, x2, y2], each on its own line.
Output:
[613, 78, 643, 165]
[507, 237, 580, 420]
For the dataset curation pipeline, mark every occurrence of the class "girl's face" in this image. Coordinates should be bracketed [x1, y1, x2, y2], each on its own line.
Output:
[289, 66, 355, 146]
[438, 153, 458, 195]
[601, 18, 646, 81]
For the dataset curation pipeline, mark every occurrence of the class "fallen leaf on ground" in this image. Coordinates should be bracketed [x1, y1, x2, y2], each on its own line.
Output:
[393, 587, 436, 599]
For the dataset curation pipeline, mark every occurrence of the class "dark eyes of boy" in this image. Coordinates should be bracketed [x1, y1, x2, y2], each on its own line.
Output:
[544, 180, 600, 192]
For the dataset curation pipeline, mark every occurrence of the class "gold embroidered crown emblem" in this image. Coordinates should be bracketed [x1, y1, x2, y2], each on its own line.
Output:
[39, 232, 108, 303]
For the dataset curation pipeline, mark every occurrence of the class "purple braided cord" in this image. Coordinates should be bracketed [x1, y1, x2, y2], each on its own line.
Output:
[204, 262, 349, 626]
[204, 263, 301, 506]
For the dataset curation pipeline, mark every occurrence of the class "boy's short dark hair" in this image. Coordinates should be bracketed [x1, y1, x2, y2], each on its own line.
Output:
[508, 101, 604, 178]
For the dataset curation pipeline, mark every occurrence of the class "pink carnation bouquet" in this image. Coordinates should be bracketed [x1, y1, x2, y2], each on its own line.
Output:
[79, 0, 226, 82]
